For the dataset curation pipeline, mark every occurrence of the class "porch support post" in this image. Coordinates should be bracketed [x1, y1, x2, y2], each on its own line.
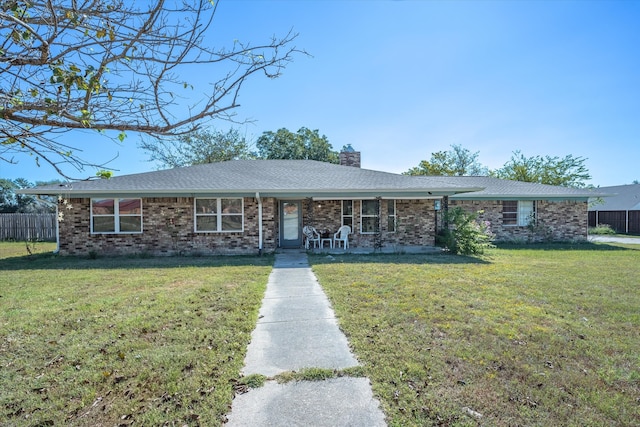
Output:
[305, 197, 313, 226]
[256, 192, 263, 253]
[374, 196, 382, 250]
[443, 195, 449, 229]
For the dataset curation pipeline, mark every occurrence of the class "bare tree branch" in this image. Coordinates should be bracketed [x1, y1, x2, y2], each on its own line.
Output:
[1, 0, 305, 178]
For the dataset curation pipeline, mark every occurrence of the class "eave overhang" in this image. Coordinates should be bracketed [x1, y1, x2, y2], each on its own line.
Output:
[18, 186, 485, 199]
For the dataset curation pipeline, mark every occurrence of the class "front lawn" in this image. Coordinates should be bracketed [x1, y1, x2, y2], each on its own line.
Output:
[311, 243, 640, 426]
[0, 242, 272, 426]
[2, 241, 638, 426]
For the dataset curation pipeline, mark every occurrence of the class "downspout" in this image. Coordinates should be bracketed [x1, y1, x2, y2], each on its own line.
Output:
[55, 203, 60, 254]
[256, 192, 263, 255]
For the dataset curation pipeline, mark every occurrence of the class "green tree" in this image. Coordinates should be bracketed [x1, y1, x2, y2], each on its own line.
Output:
[405, 144, 488, 176]
[0, 178, 56, 212]
[141, 129, 255, 168]
[255, 127, 339, 163]
[492, 151, 591, 188]
[1, 1, 302, 177]
[0, 179, 17, 212]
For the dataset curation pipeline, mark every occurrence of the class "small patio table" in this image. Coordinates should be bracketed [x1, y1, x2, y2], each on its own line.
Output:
[320, 237, 333, 249]
[320, 231, 333, 249]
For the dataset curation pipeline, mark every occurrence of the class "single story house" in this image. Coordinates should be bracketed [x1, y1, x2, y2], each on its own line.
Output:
[588, 184, 640, 234]
[20, 149, 601, 255]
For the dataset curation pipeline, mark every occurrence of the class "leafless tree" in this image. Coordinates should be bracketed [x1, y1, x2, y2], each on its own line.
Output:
[0, 0, 303, 177]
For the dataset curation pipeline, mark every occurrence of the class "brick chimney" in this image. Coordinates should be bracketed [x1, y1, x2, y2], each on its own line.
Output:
[339, 144, 361, 168]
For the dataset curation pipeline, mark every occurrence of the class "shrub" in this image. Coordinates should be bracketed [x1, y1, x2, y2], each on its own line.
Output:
[526, 213, 553, 242]
[589, 224, 616, 235]
[437, 207, 495, 255]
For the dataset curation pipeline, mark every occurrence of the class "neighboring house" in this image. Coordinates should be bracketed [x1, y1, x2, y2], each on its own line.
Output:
[588, 184, 640, 234]
[20, 149, 600, 255]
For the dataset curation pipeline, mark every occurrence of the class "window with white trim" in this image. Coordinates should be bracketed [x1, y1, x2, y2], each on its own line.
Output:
[361, 199, 379, 234]
[386, 200, 396, 232]
[503, 200, 535, 226]
[342, 200, 353, 229]
[195, 198, 243, 232]
[91, 198, 142, 233]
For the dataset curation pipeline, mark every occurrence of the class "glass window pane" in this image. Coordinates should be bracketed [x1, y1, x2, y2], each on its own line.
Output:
[92, 199, 114, 215]
[120, 216, 142, 232]
[503, 201, 517, 212]
[221, 198, 242, 213]
[362, 217, 378, 233]
[503, 213, 516, 225]
[196, 199, 217, 214]
[343, 200, 353, 215]
[119, 199, 141, 215]
[518, 201, 534, 226]
[282, 202, 298, 239]
[519, 201, 534, 216]
[362, 200, 377, 215]
[387, 200, 395, 215]
[343, 217, 353, 228]
[222, 215, 243, 231]
[93, 216, 115, 232]
[388, 217, 395, 232]
[196, 216, 217, 231]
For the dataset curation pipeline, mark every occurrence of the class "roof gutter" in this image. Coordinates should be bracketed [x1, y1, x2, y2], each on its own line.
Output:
[18, 186, 485, 198]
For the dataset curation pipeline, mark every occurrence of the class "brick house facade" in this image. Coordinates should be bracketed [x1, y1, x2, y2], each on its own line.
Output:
[57, 196, 438, 256]
[23, 151, 599, 256]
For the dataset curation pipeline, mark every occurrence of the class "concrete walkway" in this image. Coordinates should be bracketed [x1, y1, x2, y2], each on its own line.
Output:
[589, 235, 640, 244]
[226, 250, 386, 427]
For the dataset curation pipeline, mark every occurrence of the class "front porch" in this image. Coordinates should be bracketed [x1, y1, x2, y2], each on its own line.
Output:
[277, 198, 440, 251]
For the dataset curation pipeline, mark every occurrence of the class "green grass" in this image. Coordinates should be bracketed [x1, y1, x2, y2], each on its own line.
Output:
[310, 243, 640, 426]
[273, 366, 367, 384]
[3, 241, 639, 426]
[0, 242, 272, 426]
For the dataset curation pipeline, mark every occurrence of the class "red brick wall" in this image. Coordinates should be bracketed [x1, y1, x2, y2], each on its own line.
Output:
[449, 199, 588, 242]
[58, 197, 277, 256]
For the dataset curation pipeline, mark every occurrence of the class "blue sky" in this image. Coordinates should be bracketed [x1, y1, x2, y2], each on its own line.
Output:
[2, 0, 639, 186]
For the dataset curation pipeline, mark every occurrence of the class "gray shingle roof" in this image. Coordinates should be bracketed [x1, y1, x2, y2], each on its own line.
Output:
[588, 184, 640, 211]
[21, 160, 482, 198]
[21, 160, 602, 200]
[445, 176, 603, 200]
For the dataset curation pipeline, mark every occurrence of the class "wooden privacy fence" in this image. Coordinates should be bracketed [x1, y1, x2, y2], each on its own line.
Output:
[589, 210, 640, 234]
[0, 213, 57, 241]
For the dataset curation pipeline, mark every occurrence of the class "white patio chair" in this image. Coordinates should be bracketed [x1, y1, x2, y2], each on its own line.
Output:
[333, 225, 351, 249]
[303, 225, 321, 249]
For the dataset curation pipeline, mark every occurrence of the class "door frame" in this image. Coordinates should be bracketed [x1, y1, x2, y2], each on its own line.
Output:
[279, 200, 303, 248]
